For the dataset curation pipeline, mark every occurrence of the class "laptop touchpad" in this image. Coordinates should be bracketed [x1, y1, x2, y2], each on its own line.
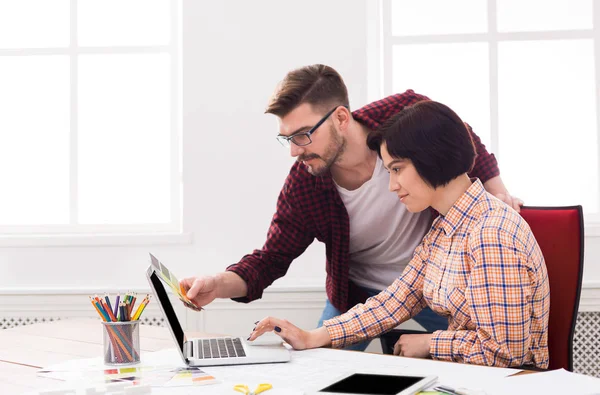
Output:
[247, 332, 284, 346]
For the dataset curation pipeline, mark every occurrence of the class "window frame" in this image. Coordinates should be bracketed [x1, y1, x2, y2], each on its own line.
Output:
[0, 0, 184, 243]
[367, 0, 600, 226]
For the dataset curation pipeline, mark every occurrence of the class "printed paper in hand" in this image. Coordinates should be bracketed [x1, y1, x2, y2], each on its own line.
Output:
[150, 253, 201, 310]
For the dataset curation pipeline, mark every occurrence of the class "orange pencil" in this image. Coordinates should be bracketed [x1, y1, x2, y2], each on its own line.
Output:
[100, 300, 117, 322]
[89, 296, 106, 321]
[91, 297, 110, 321]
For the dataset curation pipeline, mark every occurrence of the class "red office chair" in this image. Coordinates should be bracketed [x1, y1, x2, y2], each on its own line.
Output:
[381, 206, 584, 372]
[519, 206, 584, 371]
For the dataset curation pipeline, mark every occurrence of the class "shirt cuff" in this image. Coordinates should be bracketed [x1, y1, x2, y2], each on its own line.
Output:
[430, 330, 456, 362]
[226, 265, 263, 303]
[323, 315, 359, 349]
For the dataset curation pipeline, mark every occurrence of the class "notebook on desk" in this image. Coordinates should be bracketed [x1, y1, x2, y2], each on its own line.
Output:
[146, 253, 291, 367]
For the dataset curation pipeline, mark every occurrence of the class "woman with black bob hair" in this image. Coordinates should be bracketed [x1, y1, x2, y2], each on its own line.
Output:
[249, 100, 550, 369]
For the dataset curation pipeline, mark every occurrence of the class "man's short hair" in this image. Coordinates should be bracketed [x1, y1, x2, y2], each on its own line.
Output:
[266, 64, 350, 117]
[366, 100, 477, 188]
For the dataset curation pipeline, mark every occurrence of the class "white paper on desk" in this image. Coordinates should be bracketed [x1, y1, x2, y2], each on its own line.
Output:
[35, 347, 520, 395]
[201, 348, 518, 393]
[487, 368, 600, 395]
[38, 348, 184, 374]
[37, 348, 200, 387]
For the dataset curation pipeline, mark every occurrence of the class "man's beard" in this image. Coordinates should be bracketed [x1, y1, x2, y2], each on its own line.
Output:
[298, 126, 346, 176]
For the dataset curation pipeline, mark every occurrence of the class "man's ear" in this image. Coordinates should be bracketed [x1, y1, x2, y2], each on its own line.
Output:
[335, 106, 351, 132]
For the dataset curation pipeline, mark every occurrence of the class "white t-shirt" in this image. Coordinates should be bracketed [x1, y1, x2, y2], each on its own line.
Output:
[335, 156, 432, 290]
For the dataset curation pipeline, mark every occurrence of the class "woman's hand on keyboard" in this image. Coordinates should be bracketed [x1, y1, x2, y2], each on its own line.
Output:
[248, 316, 332, 350]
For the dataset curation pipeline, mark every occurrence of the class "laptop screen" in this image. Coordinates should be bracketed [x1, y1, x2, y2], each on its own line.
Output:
[147, 268, 186, 353]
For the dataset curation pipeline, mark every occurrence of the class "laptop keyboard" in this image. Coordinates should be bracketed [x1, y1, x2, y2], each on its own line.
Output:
[193, 337, 246, 359]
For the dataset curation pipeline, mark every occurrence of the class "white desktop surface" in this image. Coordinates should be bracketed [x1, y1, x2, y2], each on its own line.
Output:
[2, 319, 597, 395]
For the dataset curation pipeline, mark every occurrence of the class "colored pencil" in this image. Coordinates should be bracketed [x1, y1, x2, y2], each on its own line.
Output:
[104, 294, 113, 315]
[131, 295, 148, 320]
[119, 302, 126, 322]
[89, 296, 105, 321]
[114, 294, 120, 318]
[133, 296, 150, 321]
[93, 299, 110, 322]
[100, 299, 116, 322]
[129, 294, 137, 317]
[125, 299, 131, 321]
[131, 296, 147, 321]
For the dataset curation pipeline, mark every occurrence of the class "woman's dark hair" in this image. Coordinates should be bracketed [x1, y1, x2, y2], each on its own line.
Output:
[366, 100, 476, 188]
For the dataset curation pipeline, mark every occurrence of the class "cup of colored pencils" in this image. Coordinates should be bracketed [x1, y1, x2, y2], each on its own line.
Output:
[88, 293, 151, 365]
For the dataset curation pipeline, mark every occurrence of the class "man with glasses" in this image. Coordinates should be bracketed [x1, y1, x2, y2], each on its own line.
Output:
[181, 64, 523, 351]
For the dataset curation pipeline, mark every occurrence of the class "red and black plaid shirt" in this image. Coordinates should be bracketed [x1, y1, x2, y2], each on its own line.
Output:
[227, 90, 500, 312]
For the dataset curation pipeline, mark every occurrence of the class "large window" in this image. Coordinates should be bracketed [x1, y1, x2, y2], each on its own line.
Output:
[369, 0, 599, 219]
[0, 0, 181, 236]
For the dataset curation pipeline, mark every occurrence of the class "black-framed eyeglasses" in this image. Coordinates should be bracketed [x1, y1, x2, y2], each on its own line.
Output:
[276, 106, 346, 148]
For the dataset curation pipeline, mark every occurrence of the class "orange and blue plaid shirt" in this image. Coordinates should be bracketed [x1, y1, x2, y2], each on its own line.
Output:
[324, 180, 550, 368]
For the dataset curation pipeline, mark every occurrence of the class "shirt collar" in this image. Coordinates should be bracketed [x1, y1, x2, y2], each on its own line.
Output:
[436, 178, 486, 237]
[315, 171, 335, 191]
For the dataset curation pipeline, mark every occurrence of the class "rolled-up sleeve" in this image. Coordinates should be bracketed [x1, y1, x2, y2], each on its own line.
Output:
[227, 176, 314, 302]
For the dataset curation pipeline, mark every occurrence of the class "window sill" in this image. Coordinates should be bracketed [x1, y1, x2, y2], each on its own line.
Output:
[584, 224, 600, 238]
[0, 232, 193, 247]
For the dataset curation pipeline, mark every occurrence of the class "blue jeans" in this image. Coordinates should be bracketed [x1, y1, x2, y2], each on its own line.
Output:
[317, 287, 447, 351]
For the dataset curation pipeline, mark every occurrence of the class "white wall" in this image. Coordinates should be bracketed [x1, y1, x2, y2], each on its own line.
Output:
[1, 0, 599, 312]
[180, 0, 369, 289]
[0, 0, 368, 292]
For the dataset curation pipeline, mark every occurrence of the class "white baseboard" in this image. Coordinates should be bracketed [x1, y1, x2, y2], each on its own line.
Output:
[579, 282, 600, 312]
[1, 283, 599, 332]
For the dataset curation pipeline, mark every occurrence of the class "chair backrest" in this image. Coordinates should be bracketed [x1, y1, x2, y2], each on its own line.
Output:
[519, 206, 584, 371]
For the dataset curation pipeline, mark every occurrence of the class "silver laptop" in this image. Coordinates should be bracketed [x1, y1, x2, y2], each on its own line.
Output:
[146, 254, 291, 367]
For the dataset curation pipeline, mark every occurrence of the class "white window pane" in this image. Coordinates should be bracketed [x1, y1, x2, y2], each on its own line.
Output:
[0, 56, 70, 225]
[78, 54, 171, 224]
[497, 0, 592, 32]
[0, 1, 69, 48]
[78, 0, 171, 46]
[498, 40, 597, 213]
[392, 43, 491, 148]
[391, 0, 487, 36]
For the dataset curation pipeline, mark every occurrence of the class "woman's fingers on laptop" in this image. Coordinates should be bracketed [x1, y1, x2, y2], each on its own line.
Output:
[248, 316, 309, 350]
[248, 316, 282, 340]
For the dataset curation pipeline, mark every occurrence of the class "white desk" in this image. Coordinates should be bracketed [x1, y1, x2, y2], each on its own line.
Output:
[0, 319, 177, 393]
[0, 319, 539, 395]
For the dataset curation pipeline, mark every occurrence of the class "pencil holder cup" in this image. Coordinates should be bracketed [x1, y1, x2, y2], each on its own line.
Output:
[101, 320, 141, 365]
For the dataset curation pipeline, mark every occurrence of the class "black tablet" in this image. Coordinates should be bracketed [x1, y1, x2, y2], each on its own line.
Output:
[317, 373, 436, 395]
